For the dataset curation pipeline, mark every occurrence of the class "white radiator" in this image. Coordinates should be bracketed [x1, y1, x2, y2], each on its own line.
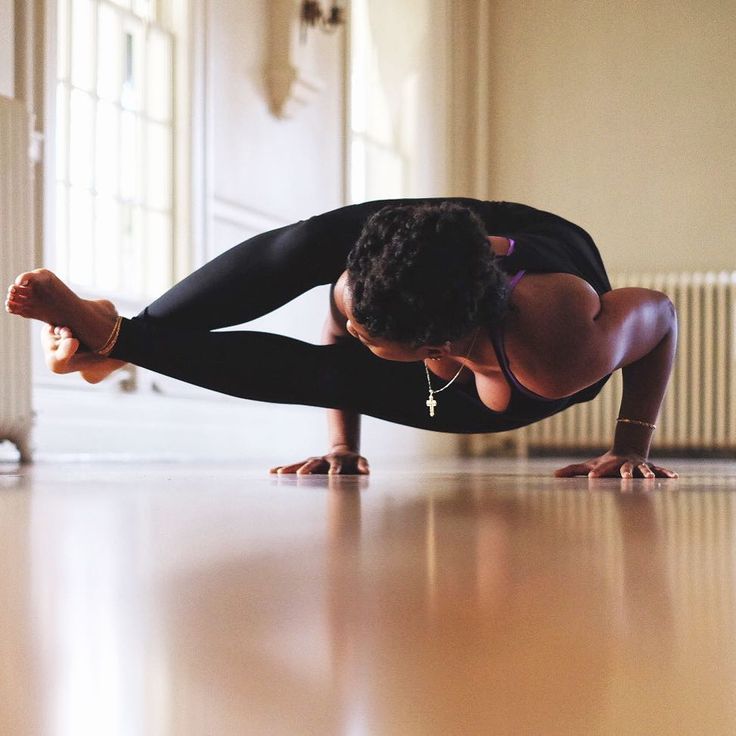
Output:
[0, 96, 33, 461]
[466, 271, 736, 456]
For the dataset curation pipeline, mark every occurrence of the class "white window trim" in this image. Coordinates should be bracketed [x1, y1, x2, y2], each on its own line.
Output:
[43, 0, 198, 317]
[37, 0, 203, 395]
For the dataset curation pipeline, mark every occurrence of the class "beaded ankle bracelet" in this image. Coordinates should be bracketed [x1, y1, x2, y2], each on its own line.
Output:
[616, 417, 656, 431]
[95, 315, 123, 357]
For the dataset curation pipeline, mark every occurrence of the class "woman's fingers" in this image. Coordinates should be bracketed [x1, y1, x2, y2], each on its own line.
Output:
[637, 463, 655, 479]
[270, 460, 309, 474]
[556, 457, 679, 480]
[554, 463, 591, 477]
[649, 464, 679, 479]
[619, 462, 634, 479]
[296, 458, 327, 475]
[271, 454, 370, 476]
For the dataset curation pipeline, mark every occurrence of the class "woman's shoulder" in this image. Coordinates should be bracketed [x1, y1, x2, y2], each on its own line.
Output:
[331, 271, 350, 319]
[505, 272, 603, 396]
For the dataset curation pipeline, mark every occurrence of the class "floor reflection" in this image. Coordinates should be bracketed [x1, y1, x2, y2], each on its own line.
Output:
[1, 462, 733, 734]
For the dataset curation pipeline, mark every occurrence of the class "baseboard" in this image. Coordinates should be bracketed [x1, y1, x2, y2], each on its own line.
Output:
[27, 380, 461, 464]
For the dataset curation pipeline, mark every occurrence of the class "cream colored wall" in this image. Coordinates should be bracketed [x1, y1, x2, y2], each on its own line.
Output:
[0, 0, 12, 97]
[196, 0, 458, 462]
[27, 0, 462, 463]
[348, 0, 450, 200]
[484, 0, 736, 273]
[208, 1, 344, 226]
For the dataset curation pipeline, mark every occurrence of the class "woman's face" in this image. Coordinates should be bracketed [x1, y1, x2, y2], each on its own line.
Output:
[343, 287, 447, 363]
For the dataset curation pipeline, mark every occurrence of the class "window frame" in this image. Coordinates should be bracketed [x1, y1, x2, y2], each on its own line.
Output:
[46, 0, 195, 315]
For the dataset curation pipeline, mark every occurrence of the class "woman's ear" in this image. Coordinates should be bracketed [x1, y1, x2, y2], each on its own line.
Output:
[425, 343, 452, 360]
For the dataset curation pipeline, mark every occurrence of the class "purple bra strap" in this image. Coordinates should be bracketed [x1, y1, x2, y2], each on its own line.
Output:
[508, 269, 525, 290]
[492, 268, 555, 402]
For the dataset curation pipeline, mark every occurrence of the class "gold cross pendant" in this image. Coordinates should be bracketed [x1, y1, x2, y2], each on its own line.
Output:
[426, 392, 437, 417]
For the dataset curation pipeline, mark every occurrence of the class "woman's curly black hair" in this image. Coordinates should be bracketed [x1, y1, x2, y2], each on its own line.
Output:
[345, 202, 510, 347]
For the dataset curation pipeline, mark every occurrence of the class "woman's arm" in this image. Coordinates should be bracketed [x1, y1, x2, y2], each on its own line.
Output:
[321, 282, 364, 459]
[549, 284, 678, 478]
[269, 276, 369, 475]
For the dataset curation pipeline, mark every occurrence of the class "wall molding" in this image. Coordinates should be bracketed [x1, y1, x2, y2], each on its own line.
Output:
[266, 0, 326, 118]
[210, 196, 289, 233]
[447, 0, 491, 199]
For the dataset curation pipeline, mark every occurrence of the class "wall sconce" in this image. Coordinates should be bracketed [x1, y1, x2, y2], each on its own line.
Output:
[300, 1, 346, 41]
[268, 0, 346, 119]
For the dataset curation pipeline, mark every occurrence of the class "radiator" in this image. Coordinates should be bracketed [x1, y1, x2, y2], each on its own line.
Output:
[465, 271, 736, 456]
[0, 96, 33, 462]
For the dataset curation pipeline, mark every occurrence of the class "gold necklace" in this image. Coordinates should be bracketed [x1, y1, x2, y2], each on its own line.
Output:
[423, 328, 480, 417]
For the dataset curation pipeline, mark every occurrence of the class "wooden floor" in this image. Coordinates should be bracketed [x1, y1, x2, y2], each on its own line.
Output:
[2, 458, 736, 735]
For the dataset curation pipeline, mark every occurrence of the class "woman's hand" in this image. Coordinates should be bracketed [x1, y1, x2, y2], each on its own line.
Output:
[554, 450, 678, 478]
[270, 449, 370, 475]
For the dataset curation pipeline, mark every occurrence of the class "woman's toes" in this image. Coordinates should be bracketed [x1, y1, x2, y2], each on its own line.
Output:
[55, 336, 80, 362]
[14, 273, 32, 287]
[7, 302, 27, 316]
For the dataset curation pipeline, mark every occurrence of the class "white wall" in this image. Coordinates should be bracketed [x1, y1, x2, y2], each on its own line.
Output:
[191, 0, 459, 464]
[0, 0, 12, 98]
[25, 0, 463, 464]
[483, 0, 736, 274]
[348, 0, 450, 200]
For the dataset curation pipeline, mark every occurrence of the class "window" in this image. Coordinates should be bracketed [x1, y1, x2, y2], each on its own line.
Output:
[348, 0, 408, 202]
[347, 0, 445, 203]
[55, 0, 178, 300]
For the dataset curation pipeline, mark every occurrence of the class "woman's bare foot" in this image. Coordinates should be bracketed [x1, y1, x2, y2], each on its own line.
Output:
[41, 299, 128, 383]
[5, 268, 118, 352]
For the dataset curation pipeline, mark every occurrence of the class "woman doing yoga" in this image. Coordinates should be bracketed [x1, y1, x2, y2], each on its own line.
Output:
[5, 199, 678, 478]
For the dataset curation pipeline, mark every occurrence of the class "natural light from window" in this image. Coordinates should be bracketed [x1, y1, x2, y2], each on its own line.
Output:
[56, 0, 177, 300]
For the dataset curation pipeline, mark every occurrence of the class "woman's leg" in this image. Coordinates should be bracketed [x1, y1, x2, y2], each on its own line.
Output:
[6, 266, 510, 432]
[138, 219, 344, 329]
[9, 218, 344, 380]
[107, 315, 503, 432]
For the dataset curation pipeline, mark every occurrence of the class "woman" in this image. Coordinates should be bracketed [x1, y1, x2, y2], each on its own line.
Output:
[4, 198, 678, 478]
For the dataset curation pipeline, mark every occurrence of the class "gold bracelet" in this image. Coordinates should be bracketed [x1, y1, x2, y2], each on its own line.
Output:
[616, 417, 656, 431]
[95, 315, 123, 357]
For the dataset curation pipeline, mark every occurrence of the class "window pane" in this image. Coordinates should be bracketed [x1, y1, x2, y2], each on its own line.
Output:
[120, 205, 144, 297]
[120, 21, 145, 112]
[350, 138, 366, 204]
[120, 111, 142, 203]
[56, 0, 179, 303]
[69, 89, 95, 188]
[71, 0, 95, 92]
[133, 0, 155, 22]
[97, 3, 122, 102]
[146, 28, 172, 122]
[349, 0, 393, 146]
[144, 211, 172, 297]
[56, 84, 69, 183]
[57, 0, 70, 81]
[145, 122, 172, 211]
[365, 143, 403, 200]
[55, 185, 69, 278]
[68, 187, 94, 286]
[96, 101, 120, 196]
[94, 196, 121, 291]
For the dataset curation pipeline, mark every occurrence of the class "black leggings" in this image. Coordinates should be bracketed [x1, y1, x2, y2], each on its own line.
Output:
[107, 198, 611, 433]
[108, 219, 504, 434]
